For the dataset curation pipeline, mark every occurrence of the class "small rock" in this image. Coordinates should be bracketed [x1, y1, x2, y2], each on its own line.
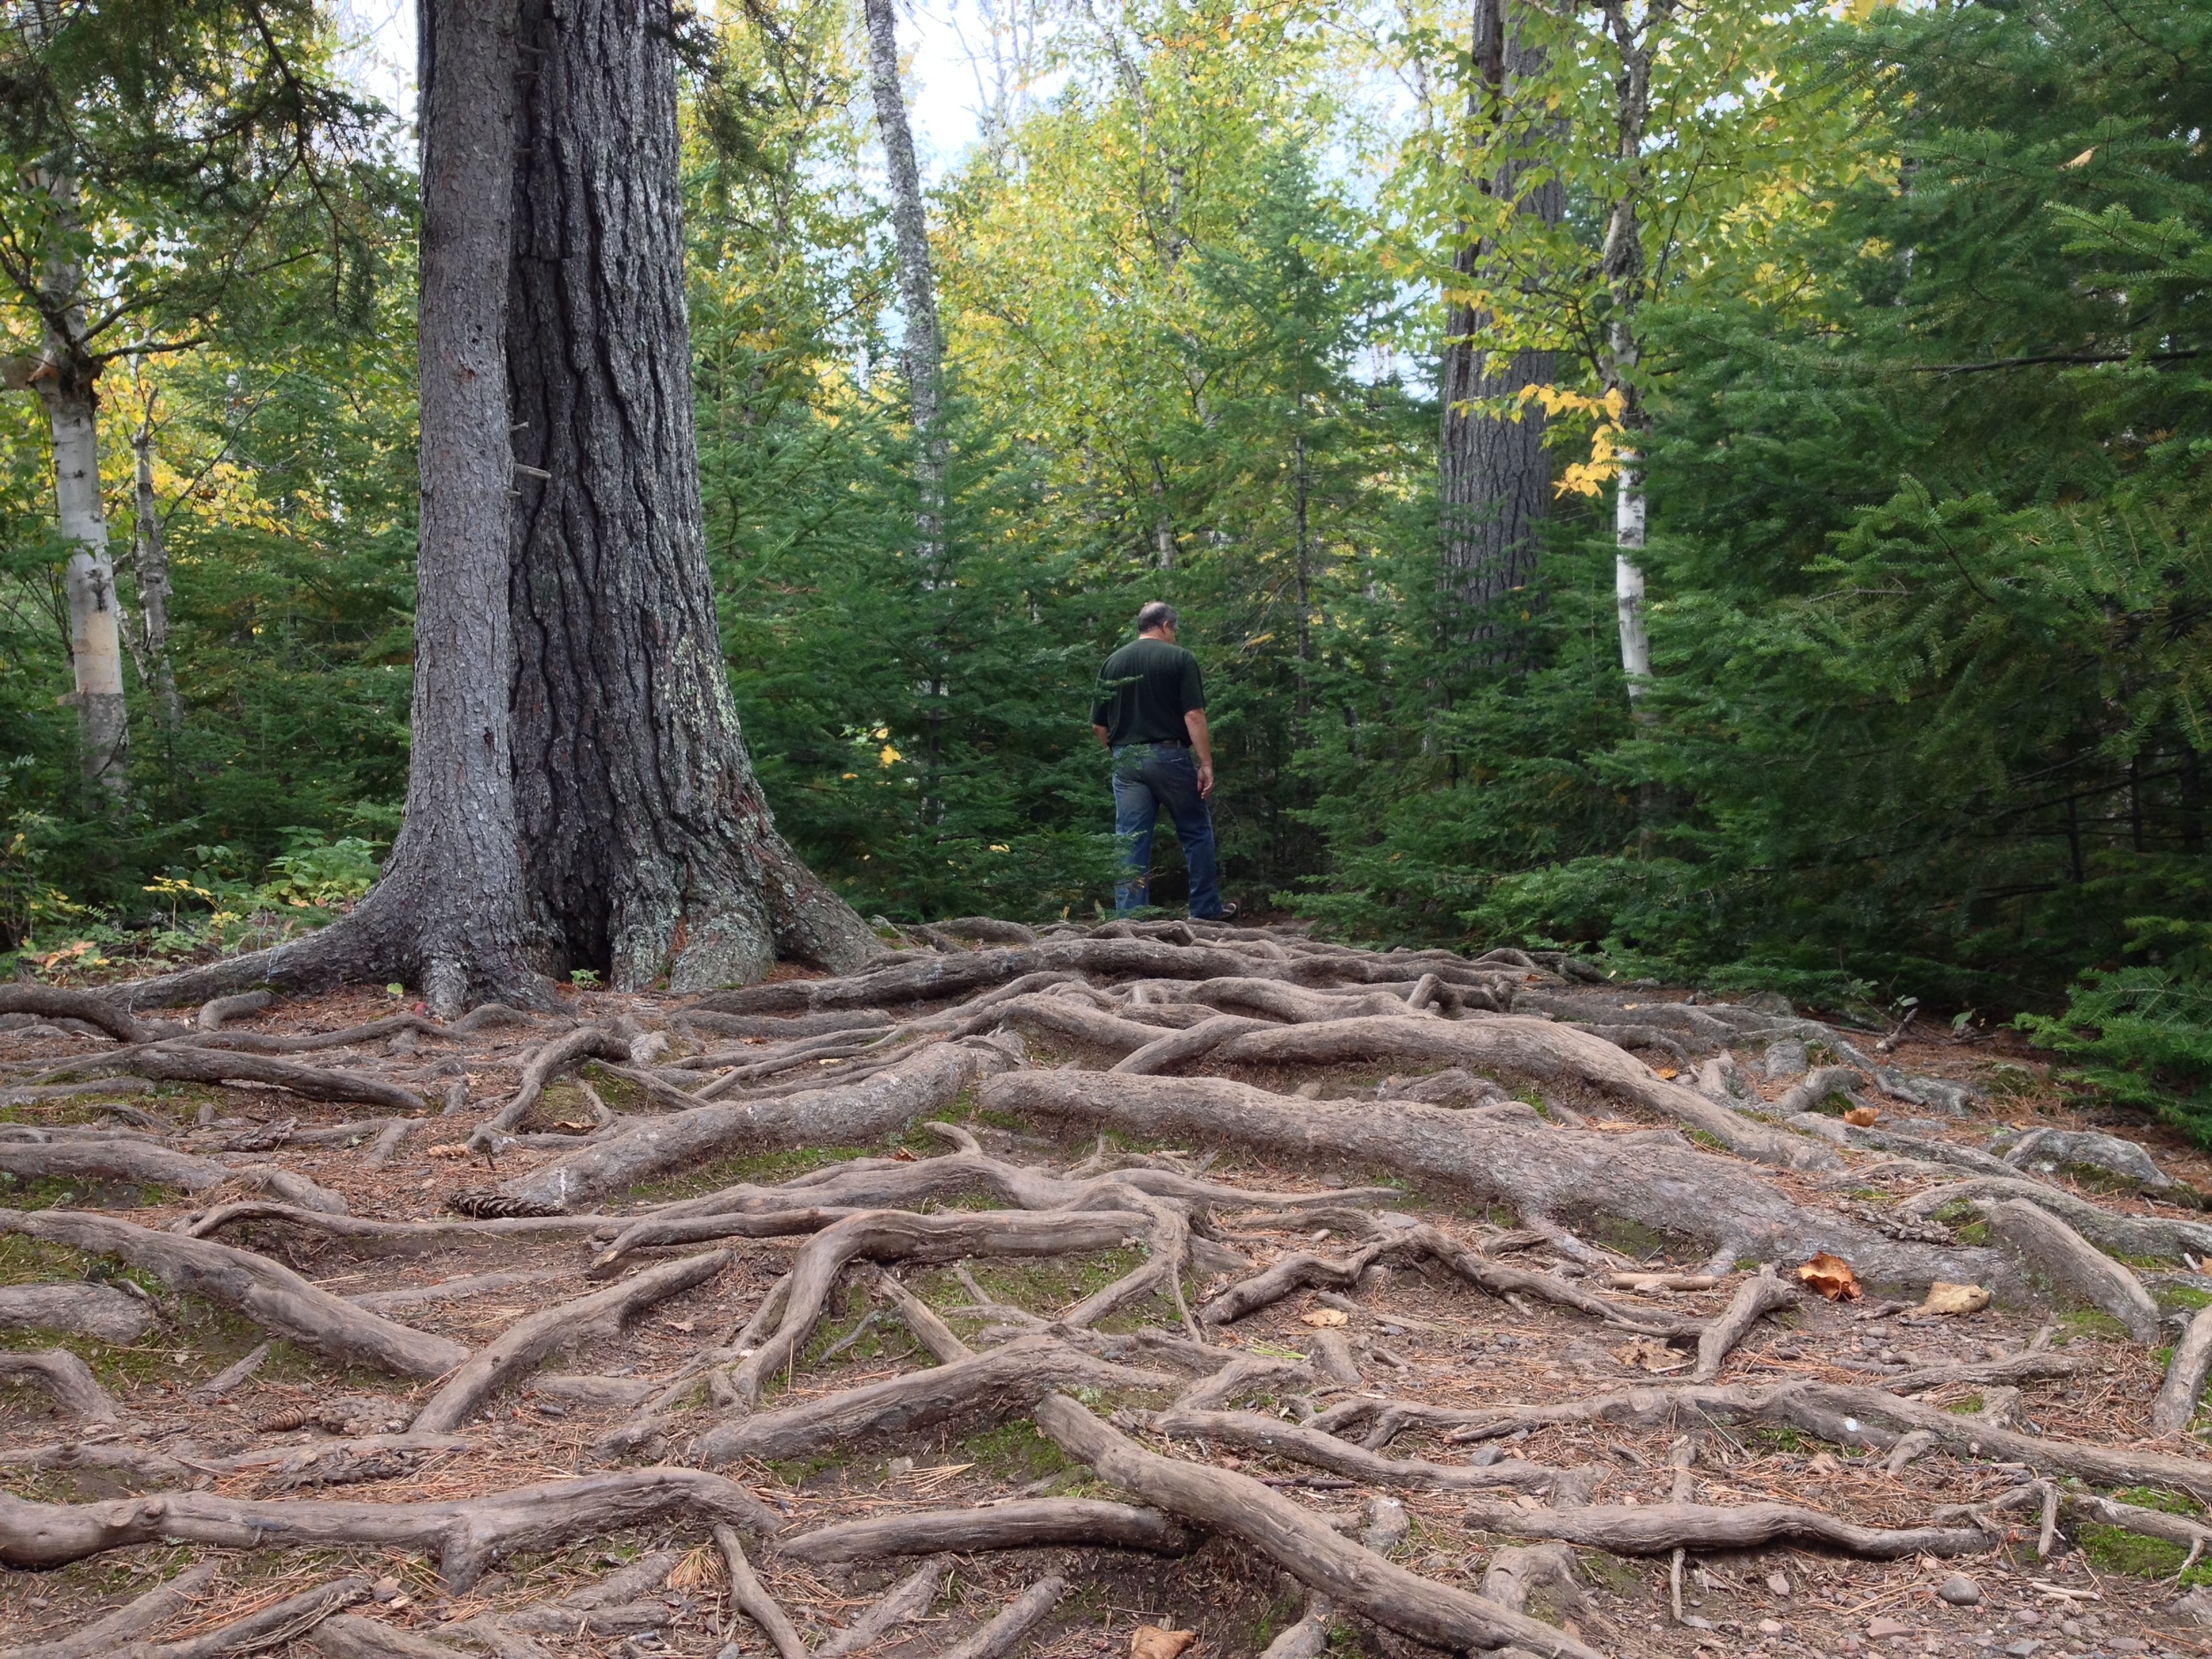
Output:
[2059, 1619, 2081, 1639]
[1937, 1574, 1982, 1607]
[2108, 1640, 2149, 1654]
[1757, 1617, 1784, 1634]
[1680, 1616, 1715, 1630]
[2013, 1609, 2040, 1626]
[1767, 1572, 1793, 1597]
[2001, 1642, 2039, 1658]
[1868, 1616, 1916, 1638]
[2174, 1586, 2212, 1627]
[887, 1455, 915, 1476]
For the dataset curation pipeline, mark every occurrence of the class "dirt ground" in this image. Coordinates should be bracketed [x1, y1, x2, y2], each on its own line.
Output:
[6, 944, 2212, 1659]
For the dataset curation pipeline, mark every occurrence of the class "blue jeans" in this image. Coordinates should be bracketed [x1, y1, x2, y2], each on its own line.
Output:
[1111, 742, 1224, 918]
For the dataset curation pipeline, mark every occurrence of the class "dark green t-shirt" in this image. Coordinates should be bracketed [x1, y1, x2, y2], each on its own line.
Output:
[1091, 637, 1205, 746]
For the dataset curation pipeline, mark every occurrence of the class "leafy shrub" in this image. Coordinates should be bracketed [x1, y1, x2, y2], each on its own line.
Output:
[2021, 918, 2212, 1143]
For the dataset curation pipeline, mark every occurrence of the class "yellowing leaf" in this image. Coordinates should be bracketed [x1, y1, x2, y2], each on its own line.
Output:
[1131, 1629, 1198, 1659]
[1300, 1308, 1348, 1328]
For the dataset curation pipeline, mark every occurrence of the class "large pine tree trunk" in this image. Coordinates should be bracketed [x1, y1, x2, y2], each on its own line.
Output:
[503, 0, 883, 991]
[1438, 0, 1562, 662]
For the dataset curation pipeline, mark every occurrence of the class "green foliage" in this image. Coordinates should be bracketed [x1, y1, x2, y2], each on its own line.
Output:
[2022, 918, 2212, 1139]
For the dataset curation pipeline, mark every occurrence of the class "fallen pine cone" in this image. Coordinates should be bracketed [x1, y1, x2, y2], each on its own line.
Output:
[447, 1188, 564, 1219]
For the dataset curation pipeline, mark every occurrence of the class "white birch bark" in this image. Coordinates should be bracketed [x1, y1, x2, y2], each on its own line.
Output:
[42, 364, 129, 793]
[1613, 449, 1650, 695]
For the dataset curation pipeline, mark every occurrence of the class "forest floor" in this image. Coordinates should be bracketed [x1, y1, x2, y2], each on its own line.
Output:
[6, 921, 2212, 1659]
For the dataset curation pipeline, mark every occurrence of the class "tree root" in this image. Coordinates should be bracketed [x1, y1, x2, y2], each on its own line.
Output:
[0, 1467, 780, 1585]
[10, 1562, 219, 1659]
[413, 1250, 729, 1432]
[1146, 1407, 1571, 1494]
[0, 1139, 242, 1194]
[312, 1614, 473, 1659]
[1256, 1597, 1334, 1659]
[1983, 1199, 2160, 1341]
[471, 1025, 637, 1147]
[0, 986, 174, 1042]
[1033, 1394, 1603, 1659]
[139, 1575, 373, 1659]
[714, 1522, 807, 1659]
[981, 1071, 2001, 1293]
[777, 1497, 1195, 1563]
[725, 1210, 1142, 1403]
[0, 1348, 124, 1422]
[179, 1201, 609, 1248]
[811, 1556, 948, 1659]
[1204, 1016, 1827, 1170]
[95, 1047, 427, 1114]
[697, 1333, 1177, 1464]
[1462, 1497, 1993, 1559]
[1900, 1176, 2212, 1261]
[1692, 1267, 1797, 1381]
[1437, 1379, 2212, 1501]
[0, 1280, 153, 1343]
[495, 1039, 1017, 1211]
[0, 1208, 467, 1379]
[936, 1575, 1067, 1659]
[2154, 1303, 2212, 1437]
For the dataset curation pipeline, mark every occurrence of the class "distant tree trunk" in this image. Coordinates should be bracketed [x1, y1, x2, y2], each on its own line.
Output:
[1438, 0, 1562, 663]
[127, 404, 182, 737]
[504, 0, 884, 991]
[1597, 0, 1671, 710]
[862, 0, 948, 579]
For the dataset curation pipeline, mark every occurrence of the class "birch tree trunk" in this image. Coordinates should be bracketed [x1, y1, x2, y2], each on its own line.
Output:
[127, 408, 182, 737]
[40, 354, 129, 794]
[503, 0, 884, 991]
[862, 0, 948, 579]
[1597, 0, 1670, 709]
[1437, 0, 1563, 663]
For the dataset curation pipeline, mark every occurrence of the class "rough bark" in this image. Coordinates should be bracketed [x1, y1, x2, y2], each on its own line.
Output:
[1439, 0, 1563, 657]
[780, 1498, 1194, 1563]
[0, 1468, 780, 1585]
[0, 1208, 468, 1379]
[1982, 1197, 2159, 1340]
[1033, 1394, 1604, 1659]
[503, 0, 882, 991]
[1691, 1266, 1797, 1382]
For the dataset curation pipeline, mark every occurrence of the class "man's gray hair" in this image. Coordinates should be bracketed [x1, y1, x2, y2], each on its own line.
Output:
[1136, 602, 1179, 634]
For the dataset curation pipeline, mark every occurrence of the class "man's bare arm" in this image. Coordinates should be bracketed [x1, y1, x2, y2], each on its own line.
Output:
[1094, 723, 1112, 749]
[1185, 709, 1215, 798]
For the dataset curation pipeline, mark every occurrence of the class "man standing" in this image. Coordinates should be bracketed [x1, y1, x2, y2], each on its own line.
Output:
[1090, 603, 1236, 920]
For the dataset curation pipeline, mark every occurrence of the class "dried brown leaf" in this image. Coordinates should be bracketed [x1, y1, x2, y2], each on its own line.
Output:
[1131, 1627, 1198, 1659]
[1798, 1252, 1862, 1302]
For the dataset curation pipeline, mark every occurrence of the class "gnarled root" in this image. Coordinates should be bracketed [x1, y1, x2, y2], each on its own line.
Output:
[0, 1467, 781, 1586]
[1033, 1393, 1605, 1659]
[778, 1497, 1195, 1563]
[696, 1334, 1177, 1465]
[1463, 1497, 1993, 1559]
